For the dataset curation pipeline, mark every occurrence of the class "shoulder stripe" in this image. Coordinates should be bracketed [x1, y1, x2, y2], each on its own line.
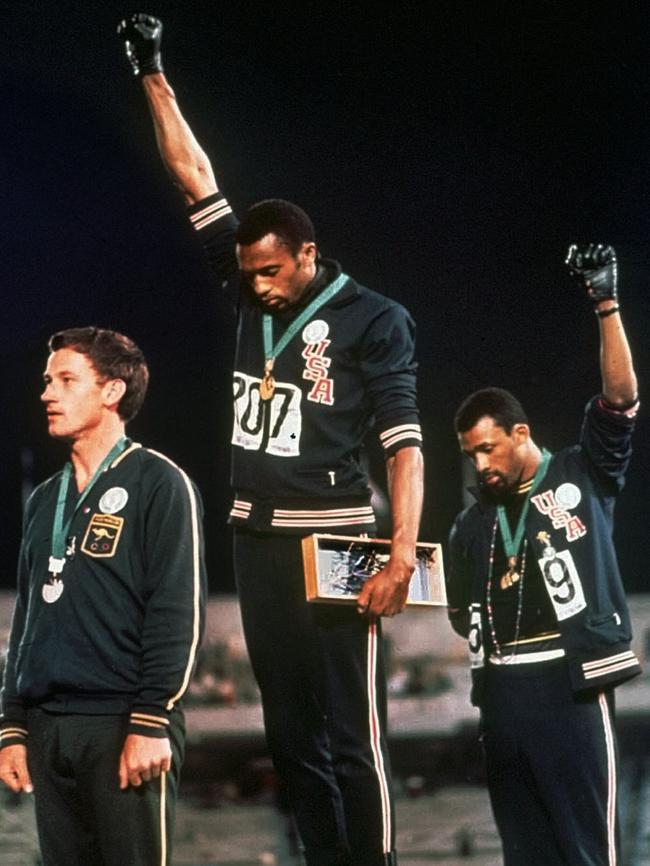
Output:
[111, 442, 142, 468]
[144, 449, 203, 712]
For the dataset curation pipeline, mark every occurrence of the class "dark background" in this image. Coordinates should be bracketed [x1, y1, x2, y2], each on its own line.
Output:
[1, 0, 649, 592]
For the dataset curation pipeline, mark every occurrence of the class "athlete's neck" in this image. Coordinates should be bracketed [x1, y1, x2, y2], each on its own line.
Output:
[519, 440, 543, 485]
[282, 264, 329, 317]
[70, 423, 126, 492]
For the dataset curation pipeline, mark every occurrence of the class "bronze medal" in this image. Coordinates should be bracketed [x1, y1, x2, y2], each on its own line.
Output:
[500, 555, 520, 591]
[259, 373, 276, 401]
[259, 359, 275, 401]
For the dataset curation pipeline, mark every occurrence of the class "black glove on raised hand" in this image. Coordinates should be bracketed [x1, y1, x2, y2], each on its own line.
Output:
[117, 13, 163, 76]
[565, 243, 618, 303]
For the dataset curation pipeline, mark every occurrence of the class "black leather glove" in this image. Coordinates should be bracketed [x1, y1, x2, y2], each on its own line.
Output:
[117, 13, 163, 76]
[565, 243, 618, 303]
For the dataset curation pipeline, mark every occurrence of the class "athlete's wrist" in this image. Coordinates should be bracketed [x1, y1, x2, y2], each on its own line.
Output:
[387, 548, 417, 580]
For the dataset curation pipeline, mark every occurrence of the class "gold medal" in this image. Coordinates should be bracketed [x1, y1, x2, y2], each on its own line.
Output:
[259, 359, 275, 401]
[500, 555, 520, 591]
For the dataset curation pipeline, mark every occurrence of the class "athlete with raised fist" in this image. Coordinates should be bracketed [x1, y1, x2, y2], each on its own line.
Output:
[118, 14, 424, 866]
[447, 244, 640, 865]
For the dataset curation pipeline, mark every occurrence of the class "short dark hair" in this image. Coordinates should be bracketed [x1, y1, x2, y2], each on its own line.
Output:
[454, 387, 528, 435]
[235, 199, 315, 256]
[48, 327, 149, 422]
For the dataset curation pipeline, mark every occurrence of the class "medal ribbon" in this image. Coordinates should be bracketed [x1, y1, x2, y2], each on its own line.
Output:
[262, 272, 349, 365]
[496, 449, 551, 559]
[50, 436, 128, 565]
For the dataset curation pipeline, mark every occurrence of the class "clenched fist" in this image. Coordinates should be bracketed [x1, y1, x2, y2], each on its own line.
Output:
[117, 13, 163, 77]
[565, 243, 618, 303]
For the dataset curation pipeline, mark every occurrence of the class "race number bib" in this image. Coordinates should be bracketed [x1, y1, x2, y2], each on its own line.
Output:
[232, 372, 302, 457]
[468, 604, 484, 669]
[537, 548, 586, 621]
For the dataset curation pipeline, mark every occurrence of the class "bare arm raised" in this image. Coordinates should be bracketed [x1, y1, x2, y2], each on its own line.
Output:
[565, 243, 638, 407]
[118, 14, 217, 205]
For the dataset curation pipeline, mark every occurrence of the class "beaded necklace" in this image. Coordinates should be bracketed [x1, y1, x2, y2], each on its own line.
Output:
[485, 515, 528, 661]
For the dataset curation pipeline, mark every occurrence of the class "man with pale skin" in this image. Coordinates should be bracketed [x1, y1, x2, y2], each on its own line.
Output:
[117, 15, 423, 866]
[447, 245, 641, 866]
[0, 327, 205, 866]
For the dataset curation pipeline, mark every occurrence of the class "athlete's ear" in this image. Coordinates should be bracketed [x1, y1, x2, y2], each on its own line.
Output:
[103, 378, 127, 411]
[300, 241, 317, 263]
[511, 423, 530, 445]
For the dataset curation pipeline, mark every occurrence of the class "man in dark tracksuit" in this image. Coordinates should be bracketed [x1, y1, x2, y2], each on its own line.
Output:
[118, 15, 424, 866]
[447, 245, 640, 866]
[0, 327, 207, 866]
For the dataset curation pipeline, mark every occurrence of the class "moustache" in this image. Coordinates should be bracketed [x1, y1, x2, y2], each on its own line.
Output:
[479, 471, 504, 485]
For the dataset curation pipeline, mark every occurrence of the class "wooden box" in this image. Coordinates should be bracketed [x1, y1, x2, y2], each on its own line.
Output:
[302, 534, 446, 607]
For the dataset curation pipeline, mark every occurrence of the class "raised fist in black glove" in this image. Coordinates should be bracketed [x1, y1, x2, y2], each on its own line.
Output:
[565, 243, 618, 303]
[117, 13, 163, 76]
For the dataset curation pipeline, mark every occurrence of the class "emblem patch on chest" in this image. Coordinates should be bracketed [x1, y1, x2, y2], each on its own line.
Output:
[81, 514, 124, 558]
[99, 486, 129, 515]
[530, 486, 587, 541]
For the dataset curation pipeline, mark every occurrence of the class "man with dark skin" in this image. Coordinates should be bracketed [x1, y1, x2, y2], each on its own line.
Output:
[118, 14, 424, 866]
[448, 245, 641, 866]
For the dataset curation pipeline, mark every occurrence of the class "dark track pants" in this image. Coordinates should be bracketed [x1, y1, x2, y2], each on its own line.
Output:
[26, 707, 185, 866]
[481, 660, 619, 866]
[234, 529, 396, 866]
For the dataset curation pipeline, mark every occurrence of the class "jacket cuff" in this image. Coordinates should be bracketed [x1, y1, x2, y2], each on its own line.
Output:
[187, 192, 235, 234]
[378, 416, 423, 457]
[128, 709, 170, 739]
[0, 724, 28, 750]
[598, 395, 639, 420]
